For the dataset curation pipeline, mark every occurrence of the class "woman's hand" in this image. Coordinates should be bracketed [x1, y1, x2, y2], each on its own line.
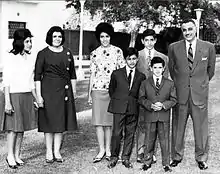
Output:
[88, 94, 92, 105]
[5, 101, 14, 115]
[36, 95, 44, 108]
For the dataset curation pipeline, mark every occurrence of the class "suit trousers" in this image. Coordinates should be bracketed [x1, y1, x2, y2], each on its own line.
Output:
[143, 121, 170, 166]
[172, 93, 209, 162]
[136, 108, 158, 158]
[111, 113, 137, 160]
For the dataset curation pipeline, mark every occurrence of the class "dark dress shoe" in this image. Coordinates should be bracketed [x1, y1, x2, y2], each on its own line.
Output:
[46, 158, 54, 164]
[122, 160, 133, 168]
[107, 159, 118, 169]
[170, 160, 181, 167]
[93, 153, 105, 163]
[54, 158, 64, 163]
[137, 153, 144, 163]
[16, 161, 24, 166]
[6, 159, 18, 169]
[197, 161, 208, 170]
[141, 164, 151, 171]
[105, 156, 111, 161]
[164, 165, 172, 172]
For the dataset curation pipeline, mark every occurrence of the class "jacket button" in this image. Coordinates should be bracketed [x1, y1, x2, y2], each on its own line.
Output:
[65, 96, 68, 101]
[65, 85, 69, 89]
[66, 67, 70, 71]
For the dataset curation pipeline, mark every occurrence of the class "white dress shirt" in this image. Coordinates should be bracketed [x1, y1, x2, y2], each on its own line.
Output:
[186, 39, 197, 59]
[153, 75, 162, 86]
[126, 66, 135, 89]
[3, 52, 36, 93]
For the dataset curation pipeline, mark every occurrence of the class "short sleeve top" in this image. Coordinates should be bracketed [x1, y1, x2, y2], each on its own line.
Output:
[90, 45, 125, 91]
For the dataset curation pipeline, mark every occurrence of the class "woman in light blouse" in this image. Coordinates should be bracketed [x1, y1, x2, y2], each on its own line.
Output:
[2, 29, 37, 169]
[88, 22, 125, 163]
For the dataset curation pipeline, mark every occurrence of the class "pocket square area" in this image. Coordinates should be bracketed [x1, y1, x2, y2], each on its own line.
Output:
[201, 57, 207, 60]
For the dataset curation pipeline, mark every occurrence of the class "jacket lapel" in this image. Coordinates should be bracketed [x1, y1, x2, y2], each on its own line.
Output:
[122, 66, 128, 82]
[192, 39, 203, 72]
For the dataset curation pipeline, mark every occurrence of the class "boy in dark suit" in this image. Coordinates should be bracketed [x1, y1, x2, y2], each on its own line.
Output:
[139, 57, 177, 172]
[107, 47, 145, 169]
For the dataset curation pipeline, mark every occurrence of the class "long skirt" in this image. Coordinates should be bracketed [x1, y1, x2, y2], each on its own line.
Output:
[91, 90, 113, 126]
[2, 92, 37, 132]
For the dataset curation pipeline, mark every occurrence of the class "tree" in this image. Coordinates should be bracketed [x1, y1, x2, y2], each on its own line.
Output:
[66, 0, 220, 46]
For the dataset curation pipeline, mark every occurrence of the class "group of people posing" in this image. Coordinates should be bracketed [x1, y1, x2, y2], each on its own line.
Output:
[0, 17, 216, 172]
[89, 18, 216, 172]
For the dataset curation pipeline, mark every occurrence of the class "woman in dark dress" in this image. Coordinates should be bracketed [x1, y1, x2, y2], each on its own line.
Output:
[34, 26, 77, 163]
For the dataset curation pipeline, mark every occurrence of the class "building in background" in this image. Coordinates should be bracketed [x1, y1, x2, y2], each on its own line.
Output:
[0, 0, 68, 71]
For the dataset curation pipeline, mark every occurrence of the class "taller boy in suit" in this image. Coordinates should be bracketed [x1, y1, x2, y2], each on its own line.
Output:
[136, 29, 169, 163]
[107, 47, 145, 169]
[168, 18, 216, 170]
[139, 57, 177, 172]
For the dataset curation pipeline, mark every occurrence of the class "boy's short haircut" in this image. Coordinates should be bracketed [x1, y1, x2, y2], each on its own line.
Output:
[142, 29, 157, 40]
[123, 47, 138, 59]
[150, 56, 165, 67]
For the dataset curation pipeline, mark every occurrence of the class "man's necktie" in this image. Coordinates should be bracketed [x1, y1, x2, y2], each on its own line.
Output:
[156, 78, 160, 90]
[128, 69, 133, 86]
[188, 43, 193, 70]
[148, 49, 151, 59]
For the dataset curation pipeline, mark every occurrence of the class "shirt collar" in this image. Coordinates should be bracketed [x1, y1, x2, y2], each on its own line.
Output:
[185, 38, 197, 48]
[153, 75, 162, 84]
[126, 66, 135, 74]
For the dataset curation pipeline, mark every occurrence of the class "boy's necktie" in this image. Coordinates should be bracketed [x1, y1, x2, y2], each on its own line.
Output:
[188, 43, 193, 70]
[128, 69, 133, 86]
[156, 78, 160, 90]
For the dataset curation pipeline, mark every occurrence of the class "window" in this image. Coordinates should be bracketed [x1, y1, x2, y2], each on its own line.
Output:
[8, 21, 26, 39]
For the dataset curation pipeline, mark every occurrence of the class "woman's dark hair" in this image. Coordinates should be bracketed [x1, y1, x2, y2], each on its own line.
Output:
[95, 22, 114, 42]
[46, 26, 65, 46]
[10, 28, 33, 55]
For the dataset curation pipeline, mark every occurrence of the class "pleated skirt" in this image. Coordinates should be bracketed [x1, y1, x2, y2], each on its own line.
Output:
[91, 90, 113, 126]
[3, 92, 37, 132]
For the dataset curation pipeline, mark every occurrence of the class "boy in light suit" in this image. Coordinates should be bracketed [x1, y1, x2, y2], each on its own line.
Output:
[107, 47, 145, 169]
[139, 57, 177, 172]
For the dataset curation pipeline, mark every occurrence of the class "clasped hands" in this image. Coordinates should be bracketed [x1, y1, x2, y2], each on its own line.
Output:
[151, 102, 164, 111]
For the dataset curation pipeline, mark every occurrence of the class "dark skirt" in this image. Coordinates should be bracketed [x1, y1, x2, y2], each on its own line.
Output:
[2, 92, 37, 132]
[91, 90, 113, 126]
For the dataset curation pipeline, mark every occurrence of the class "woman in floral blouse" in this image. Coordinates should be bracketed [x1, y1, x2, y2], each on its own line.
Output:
[88, 22, 125, 163]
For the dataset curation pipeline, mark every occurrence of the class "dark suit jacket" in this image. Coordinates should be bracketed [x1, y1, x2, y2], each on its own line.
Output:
[108, 67, 146, 115]
[139, 76, 177, 122]
[168, 39, 216, 105]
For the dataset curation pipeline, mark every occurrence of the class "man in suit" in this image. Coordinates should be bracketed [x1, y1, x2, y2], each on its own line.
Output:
[139, 57, 177, 172]
[136, 29, 169, 163]
[107, 47, 145, 169]
[168, 18, 216, 170]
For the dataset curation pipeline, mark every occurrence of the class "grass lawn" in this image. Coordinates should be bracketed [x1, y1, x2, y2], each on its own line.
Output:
[0, 63, 220, 173]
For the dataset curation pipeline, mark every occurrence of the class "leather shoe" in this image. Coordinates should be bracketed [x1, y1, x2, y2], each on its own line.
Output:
[197, 161, 208, 170]
[137, 153, 144, 163]
[122, 159, 133, 168]
[6, 158, 17, 169]
[141, 164, 151, 171]
[164, 165, 172, 172]
[54, 158, 63, 163]
[170, 160, 181, 167]
[107, 159, 118, 169]
[93, 153, 105, 163]
[46, 158, 54, 164]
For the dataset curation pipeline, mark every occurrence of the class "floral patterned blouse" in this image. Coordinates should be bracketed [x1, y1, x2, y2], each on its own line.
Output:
[90, 45, 125, 91]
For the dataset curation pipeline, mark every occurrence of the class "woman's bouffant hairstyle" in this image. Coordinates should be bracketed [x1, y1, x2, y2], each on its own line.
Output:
[95, 22, 114, 42]
[10, 28, 33, 55]
[46, 26, 65, 46]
